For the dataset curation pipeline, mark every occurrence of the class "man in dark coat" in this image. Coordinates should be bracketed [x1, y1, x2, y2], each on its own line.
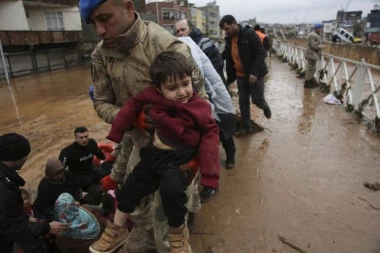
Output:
[220, 15, 272, 136]
[0, 133, 69, 252]
[176, 19, 227, 87]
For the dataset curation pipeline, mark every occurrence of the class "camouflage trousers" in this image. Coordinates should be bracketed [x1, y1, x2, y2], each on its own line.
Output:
[305, 59, 317, 81]
[115, 135, 201, 253]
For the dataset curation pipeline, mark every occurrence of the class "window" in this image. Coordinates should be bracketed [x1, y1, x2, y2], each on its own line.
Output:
[162, 9, 179, 20]
[45, 12, 64, 31]
[190, 8, 196, 17]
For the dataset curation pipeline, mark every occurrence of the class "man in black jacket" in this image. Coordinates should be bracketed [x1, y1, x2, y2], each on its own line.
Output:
[176, 19, 227, 87]
[220, 15, 272, 136]
[59, 126, 105, 190]
[0, 133, 69, 252]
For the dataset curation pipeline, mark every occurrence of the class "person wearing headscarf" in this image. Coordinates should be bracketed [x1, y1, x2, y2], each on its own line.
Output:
[0, 133, 69, 253]
[54, 193, 107, 253]
[33, 158, 81, 221]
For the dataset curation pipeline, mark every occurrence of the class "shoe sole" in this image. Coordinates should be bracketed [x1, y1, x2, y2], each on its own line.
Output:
[89, 237, 129, 253]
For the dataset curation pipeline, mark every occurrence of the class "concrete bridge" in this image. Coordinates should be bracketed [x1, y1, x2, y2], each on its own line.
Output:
[0, 47, 379, 252]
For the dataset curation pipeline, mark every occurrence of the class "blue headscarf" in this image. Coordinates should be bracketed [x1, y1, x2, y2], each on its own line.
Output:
[54, 193, 100, 239]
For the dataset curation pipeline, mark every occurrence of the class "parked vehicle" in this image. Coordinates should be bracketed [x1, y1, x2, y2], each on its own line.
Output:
[332, 28, 361, 43]
[367, 32, 380, 45]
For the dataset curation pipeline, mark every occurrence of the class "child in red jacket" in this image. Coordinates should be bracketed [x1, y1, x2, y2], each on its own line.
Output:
[90, 51, 220, 253]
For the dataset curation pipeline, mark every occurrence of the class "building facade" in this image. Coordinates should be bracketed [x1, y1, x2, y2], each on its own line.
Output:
[336, 10, 362, 27]
[189, 6, 206, 34]
[0, 0, 81, 51]
[198, 1, 220, 40]
[146, 1, 189, 35]
[322, 20, 338, 40]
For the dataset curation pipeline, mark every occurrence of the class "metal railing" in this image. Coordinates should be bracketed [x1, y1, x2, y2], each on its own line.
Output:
[273, 39, 380, 132]
[0, 48, 82, 78]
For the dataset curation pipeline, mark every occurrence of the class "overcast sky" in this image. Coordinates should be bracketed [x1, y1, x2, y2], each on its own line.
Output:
[147, 0, 379, 24]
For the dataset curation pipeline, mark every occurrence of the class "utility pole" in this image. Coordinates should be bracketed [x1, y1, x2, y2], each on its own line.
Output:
[342, 0, 351, 26]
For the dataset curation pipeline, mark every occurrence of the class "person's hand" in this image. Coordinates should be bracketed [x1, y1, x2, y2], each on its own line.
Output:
[100, 175, 118, 190]
[180, 157, 200, 185]
[134, 104, 155, 136]
[49, 221, 70, 235]
[28, 216, 41, 223]
[249, 74, 258, 84]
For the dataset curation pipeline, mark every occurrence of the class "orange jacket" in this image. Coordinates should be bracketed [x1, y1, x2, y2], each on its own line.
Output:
[255, 30, 266, 43]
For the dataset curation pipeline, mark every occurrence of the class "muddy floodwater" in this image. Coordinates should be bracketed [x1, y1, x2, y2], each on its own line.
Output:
[1, 58, 380, 253]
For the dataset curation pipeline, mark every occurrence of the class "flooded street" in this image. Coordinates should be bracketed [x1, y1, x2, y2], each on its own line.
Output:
[1, 57, 380, 253]
[0, 66, 109, 192]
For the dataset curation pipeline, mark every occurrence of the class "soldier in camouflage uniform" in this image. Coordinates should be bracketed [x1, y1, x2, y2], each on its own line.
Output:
[79, 0, 207, 252]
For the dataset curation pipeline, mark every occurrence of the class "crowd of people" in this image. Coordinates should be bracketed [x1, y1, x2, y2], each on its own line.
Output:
[0, 0, 281, 252]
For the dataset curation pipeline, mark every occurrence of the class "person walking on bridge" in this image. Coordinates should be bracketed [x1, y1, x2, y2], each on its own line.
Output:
[253, 24, 271, 52]
[304, 23, 325, 88]
[220, 15, 272, 136]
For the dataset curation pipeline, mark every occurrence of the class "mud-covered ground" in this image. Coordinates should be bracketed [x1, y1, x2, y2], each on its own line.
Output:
[0, 57, 379, 253]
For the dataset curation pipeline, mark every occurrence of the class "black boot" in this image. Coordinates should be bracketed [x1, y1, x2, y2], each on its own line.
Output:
[226, 153, 235, 169]
[304, 79, 315, 89]
[311, 77, 319, 87]
[187, 212, 195, 230]
[222, 137, 236, 169]
[200, 186, 219, 202]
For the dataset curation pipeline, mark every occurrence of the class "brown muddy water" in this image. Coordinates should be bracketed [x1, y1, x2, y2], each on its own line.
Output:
[0, 66, 109, 194]
[1, 58, 380, 253]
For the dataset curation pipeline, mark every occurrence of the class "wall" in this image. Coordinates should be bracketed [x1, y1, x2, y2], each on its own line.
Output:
[289, 39, 380, 66]
[0, 0, 29, 30]
[25, 6, 81, 31]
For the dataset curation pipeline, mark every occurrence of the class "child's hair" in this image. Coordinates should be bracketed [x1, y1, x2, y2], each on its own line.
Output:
[80, 184, 103, 205]
[150, 51, 192, 88]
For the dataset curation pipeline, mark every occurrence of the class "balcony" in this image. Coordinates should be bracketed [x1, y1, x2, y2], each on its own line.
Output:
[23, 0, 78, 6]
[0, 31, 81, 46]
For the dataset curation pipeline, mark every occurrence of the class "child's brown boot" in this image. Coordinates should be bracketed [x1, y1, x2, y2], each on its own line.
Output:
[168, 226, 190, 253]
[89, 220, 129, 253]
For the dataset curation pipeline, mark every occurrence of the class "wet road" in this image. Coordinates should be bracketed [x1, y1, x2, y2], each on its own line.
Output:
[1, 58, 379, 253]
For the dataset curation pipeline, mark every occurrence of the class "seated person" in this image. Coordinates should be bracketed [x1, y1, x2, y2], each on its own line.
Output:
[33, 158, 81, 221]
[59, 127, 105, 190]
[54, 193, 107, 253]
[14, 189, 53, 253]
[90, 51, 220, 253]
[21, 189, 33, 217]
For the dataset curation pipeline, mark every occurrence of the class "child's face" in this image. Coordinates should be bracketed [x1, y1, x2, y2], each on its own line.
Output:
[159, 75, 193, 103]
[22, 193, 30, 207]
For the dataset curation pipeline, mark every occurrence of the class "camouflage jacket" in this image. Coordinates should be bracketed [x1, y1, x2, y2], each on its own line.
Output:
[91, 13, 207, 182]
[91, 13, 207, 149]
[305, 31, 323, 61]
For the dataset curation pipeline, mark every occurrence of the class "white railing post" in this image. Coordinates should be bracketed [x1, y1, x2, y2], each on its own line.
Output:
[351, 62, 366, 109]
[365, 63, 380, 118]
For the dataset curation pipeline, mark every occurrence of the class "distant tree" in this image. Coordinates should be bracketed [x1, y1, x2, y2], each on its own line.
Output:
[353, 20, 365, 36]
